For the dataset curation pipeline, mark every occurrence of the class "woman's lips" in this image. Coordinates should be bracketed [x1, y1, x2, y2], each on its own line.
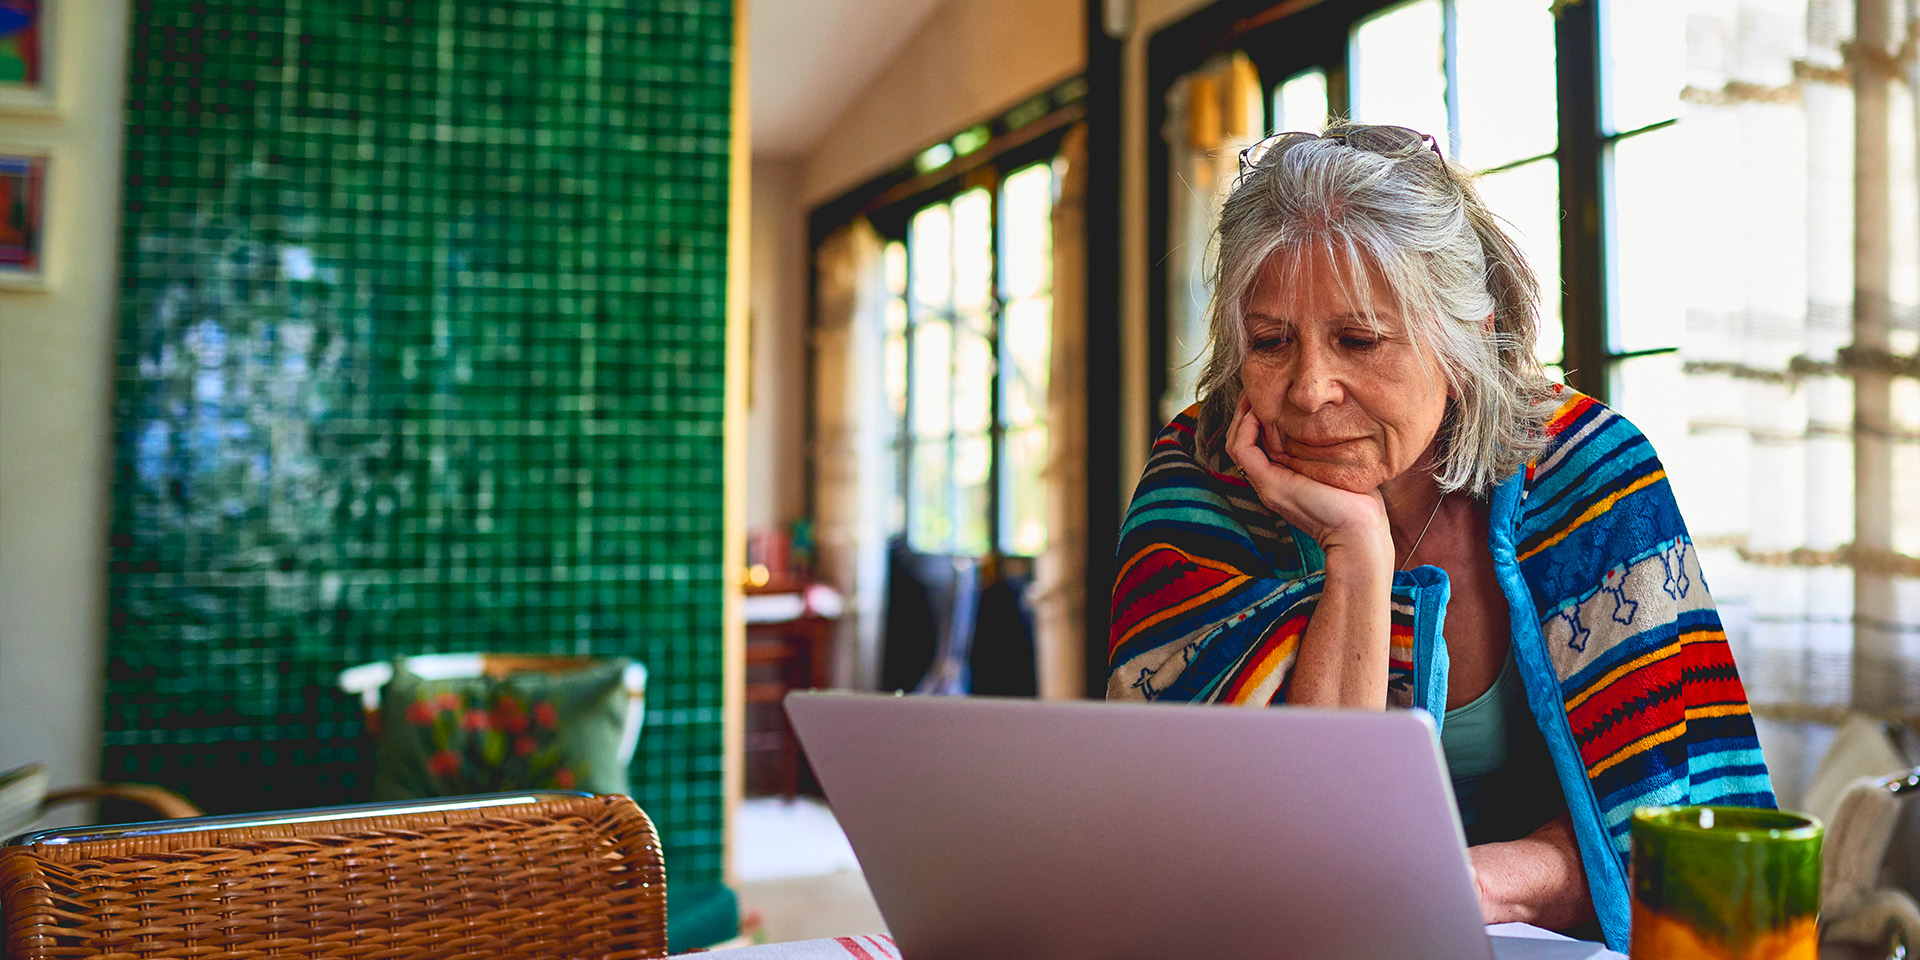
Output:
[1284, 435, 1363, 450]
[1262, 434, 1365, 464]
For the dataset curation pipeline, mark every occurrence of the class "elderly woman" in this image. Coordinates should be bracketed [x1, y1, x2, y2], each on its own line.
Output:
[1107, 123, 1773, 951]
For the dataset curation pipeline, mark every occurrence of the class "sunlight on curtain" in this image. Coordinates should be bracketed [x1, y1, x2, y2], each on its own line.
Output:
[1035, 125, 1088, 699]
[1163, 53, 1264, 422]
[813, 221, 892, 689]
[1602, 0, 1920, 802]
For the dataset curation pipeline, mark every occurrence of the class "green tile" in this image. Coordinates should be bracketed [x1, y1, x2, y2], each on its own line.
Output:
[111, 0, 732, 884]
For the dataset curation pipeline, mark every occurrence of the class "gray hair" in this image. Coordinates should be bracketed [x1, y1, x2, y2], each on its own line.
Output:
[1192, 122, 1558, 496]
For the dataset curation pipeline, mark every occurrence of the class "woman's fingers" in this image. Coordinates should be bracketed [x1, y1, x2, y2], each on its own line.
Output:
[1227, 402, 1389, 553]
[1227, 403, 1308, 516]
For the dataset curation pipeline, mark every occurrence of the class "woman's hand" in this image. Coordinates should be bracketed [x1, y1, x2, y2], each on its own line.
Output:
[1227, 395, 1395, 707]
[1226, 396, 1392, 564]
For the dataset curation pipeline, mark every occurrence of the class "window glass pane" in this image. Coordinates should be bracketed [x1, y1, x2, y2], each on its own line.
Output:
[1002, 297, 1050, 427]
[1609, 125, 1691, 353]
[1897, 378, 1920, 556]
[911, 441, 952, 551]
[890, 441, 906, 535]
[1274, 69, 1329, 133]
[1001, 164, 1053, 300]
[1454, 0, 1556, 168]
[1604, 0, 1686, 134]
[1351, 0, 1450, 154]
[1475, 157, 1563, 364]
[953, 433, 992, 556]
[884, 296, 907, 334]
[952, 188, 993, 313]
[884, 240, 907, 297]
[953, 327, 994, 433]
[911, 319, 951, 437]
[1003, 425, 1049, 556]
[910, 203, 952, 311]
[884, 327, 908, 425]
[1607, 351, 1687, 462]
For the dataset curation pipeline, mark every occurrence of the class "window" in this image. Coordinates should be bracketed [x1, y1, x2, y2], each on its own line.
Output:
[1150, 0, 1567, 421]
[880, 161, 1057, 557]
[1150, 0, 1920, 742]
[1348, 0, 1564, 373]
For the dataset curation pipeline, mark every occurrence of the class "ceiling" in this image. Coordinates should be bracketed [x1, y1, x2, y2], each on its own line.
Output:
[748, 0, 947, 158]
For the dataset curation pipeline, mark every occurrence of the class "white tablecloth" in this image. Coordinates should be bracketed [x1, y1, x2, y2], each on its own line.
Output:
[671, 934, 898, 959]
[671, 926, 1622, 959]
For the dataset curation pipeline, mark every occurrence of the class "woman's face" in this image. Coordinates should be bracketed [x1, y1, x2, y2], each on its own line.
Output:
[1238, 247, 1449, 494]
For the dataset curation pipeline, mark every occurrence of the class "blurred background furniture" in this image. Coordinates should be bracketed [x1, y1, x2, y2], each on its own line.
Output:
[0, 762, 201, 842]
[339, 654, 647, 800]
[743, 581, 842, 798]
[0, 791, 667, 960]
[336, 659, 743, 952]
[879, 546, 1039, 699]
[339, 654, 649, 764]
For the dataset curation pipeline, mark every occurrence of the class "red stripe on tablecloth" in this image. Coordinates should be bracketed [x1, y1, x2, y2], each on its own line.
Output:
[834, 937, 877, 960]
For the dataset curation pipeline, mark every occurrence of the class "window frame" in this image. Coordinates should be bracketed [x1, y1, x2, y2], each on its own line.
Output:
[1145, 0, 1633, 421]
[808, 97, 1080, 560]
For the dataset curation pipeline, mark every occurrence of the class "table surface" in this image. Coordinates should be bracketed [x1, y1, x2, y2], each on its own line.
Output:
[669, 925, 1625, 959]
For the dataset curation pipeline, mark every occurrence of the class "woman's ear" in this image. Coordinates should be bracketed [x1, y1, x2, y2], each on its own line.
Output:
[1483, 310, 1496, 332]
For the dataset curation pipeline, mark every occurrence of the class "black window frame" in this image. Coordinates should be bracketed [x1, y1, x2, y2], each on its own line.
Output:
[807, 86, 1084, 562]
[1145, 0, 1632, 428]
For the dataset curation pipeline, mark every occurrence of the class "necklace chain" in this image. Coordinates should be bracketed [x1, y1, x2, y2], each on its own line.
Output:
[1399, 493, 1445, 571]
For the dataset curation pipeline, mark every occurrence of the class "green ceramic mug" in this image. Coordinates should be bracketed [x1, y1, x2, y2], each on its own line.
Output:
[1630, 805, 1823, 960]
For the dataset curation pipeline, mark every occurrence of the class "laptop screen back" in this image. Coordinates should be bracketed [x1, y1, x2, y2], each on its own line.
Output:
[785, 692, 1495, 960]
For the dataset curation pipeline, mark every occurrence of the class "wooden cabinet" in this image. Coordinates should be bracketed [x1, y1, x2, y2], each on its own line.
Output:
[742, 582, 842, 798]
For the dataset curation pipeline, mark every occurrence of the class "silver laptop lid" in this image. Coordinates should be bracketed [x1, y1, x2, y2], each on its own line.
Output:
[786, 691, 1495, 960]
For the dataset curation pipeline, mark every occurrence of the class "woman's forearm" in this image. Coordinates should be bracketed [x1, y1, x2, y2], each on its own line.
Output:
[1470, 813, 1593, 929]
[1284, 545, 1394, 708]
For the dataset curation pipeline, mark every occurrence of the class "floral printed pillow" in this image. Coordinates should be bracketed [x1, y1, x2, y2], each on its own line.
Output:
[369, 658, 631, 800]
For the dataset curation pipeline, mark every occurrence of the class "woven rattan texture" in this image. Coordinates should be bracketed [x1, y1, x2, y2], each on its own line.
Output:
[107, 0, 731, 882]
[0, 795, 667, 959]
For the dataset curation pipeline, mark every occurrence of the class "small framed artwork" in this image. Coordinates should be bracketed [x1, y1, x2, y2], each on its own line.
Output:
[0, 0, 53, 115]
[0, 149, 46, 289]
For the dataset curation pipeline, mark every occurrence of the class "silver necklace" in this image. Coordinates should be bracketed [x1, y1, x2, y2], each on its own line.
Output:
[1399, 492, 1445, 571]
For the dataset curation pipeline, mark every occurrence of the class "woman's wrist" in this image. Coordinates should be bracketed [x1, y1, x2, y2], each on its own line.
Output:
[1319, 522, 1395, 581]
[1469, 820, 1593, 930]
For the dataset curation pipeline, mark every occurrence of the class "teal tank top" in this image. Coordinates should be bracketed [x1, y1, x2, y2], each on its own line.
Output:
[1439, 649, 1562, 845]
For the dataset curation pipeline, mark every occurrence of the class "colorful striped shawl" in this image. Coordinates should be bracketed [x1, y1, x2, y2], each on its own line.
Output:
[1108, 390, 1774, 951]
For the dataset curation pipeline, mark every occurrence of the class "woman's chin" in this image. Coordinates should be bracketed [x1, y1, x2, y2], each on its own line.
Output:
[1276, 455, 1386, 494]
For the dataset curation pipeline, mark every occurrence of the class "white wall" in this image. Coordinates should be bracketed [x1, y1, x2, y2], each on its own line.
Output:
[746, 157, 808, 532]
[0, 3, 129, 799]
[800, 0, 1085, 205]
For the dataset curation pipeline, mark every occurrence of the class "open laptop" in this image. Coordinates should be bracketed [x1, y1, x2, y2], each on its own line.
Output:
[785, 691, 1613, 960]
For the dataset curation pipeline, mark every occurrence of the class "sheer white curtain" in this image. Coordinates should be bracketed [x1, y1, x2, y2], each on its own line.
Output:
[1162, 53, 1265, 423]
[1608, 0, 1920, 803]
[1036, 125, 1088, 699]
[812, 221, 892, 690]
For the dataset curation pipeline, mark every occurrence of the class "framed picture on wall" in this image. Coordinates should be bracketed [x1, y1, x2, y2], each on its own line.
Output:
[0, 0, 53, 115]
[0, 148, 46, 288]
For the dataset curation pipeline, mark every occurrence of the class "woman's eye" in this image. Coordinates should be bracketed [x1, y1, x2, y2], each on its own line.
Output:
[1340, 335, 1380, 350]
[1251, 334, 1291, 352]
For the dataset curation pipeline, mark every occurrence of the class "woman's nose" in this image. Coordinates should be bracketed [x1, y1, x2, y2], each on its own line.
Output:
[1286, 344, 1343, 411]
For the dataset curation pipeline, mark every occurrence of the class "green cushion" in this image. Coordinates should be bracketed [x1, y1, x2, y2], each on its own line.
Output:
[667, 881, 740, 953]
[370, 659, 631, 800]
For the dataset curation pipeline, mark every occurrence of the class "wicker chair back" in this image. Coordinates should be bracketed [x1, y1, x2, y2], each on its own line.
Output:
[0, 792, 667, 960]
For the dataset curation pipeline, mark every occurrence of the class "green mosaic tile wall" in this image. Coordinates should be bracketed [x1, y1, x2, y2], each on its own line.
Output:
[109, 0, 732, 883]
